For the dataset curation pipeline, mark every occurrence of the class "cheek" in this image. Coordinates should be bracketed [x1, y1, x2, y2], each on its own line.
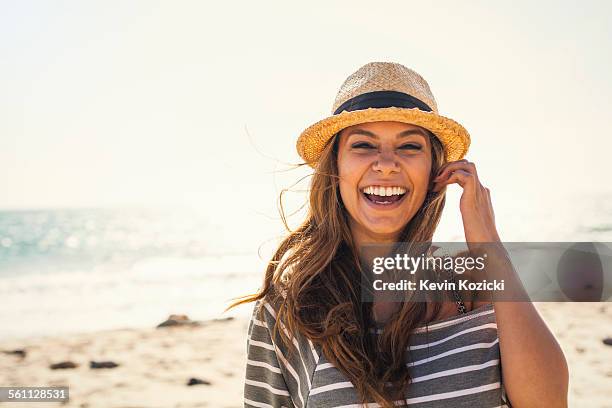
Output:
[404, 158, 433, 195]
[338, 162, 358, 204]
[417, 162, 433, 187]
[337, 154, 367, 207]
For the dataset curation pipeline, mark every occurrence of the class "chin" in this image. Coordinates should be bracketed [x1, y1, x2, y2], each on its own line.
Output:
[360, 219, 407, 238]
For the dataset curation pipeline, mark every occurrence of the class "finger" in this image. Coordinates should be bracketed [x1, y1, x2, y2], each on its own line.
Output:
[436, 160, 476, 179]
[435, 160, 478, 182]
[433, 169, 475, 192]
[483, 187, 496, 222]
[436, 159, 468, 175]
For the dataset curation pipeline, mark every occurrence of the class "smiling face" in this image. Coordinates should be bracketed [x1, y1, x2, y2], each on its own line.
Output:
[336, 121, 434, 245]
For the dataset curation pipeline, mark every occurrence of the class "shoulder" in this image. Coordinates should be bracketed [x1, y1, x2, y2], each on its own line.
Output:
[247, 295, 291, 358]
[247, 290, 321, 385]
[441, 251, 492, 312]
[248, 285, 296, 345]
[250, 292, 283, 330]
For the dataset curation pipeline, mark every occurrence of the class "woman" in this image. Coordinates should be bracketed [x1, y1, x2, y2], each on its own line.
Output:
[229, 62, 568, 407]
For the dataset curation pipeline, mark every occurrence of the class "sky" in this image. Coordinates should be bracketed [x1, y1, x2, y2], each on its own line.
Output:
[1, 0, 611, 241]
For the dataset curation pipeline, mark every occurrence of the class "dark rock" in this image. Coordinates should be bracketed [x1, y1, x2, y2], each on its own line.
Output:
[213, 317, 235, 322]
[187, 377, 211, 386]
[50, 361, 78, 370]
[2, 349, 26, 358]
[90, 360, 119, 369]
[157, 314, 202, 328]
[603, 337, 612, 346]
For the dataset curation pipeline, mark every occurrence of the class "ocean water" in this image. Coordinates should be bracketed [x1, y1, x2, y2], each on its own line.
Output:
[0, 208, 271, 340]
[1, 193, 611, 341]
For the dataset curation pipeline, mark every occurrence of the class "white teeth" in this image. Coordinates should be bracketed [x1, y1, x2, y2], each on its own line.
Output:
[362, 186, 407, 196]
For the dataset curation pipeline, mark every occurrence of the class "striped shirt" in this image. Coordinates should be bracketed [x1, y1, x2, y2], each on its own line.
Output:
[244, 298, 512, 407]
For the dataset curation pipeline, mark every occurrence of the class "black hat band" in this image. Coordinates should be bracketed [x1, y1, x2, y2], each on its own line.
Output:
[333, 90, 432, 115]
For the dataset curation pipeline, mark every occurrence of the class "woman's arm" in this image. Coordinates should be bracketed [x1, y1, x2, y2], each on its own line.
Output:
[244, 297, 318, 408]
[484, 246, 569, 407]
[244, 299, 296, 408]
[433, 160, 569, 407]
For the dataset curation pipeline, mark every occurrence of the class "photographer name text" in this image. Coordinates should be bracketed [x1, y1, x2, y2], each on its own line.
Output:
[373, 279, 505, 291]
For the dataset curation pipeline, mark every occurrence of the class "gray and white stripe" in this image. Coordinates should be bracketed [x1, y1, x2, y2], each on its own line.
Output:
[244, 299, 511, 407]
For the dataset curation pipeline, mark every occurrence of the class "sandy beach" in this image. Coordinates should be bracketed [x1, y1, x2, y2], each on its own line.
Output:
[0, 315, 250, 408]
[1, 303, 610, 408]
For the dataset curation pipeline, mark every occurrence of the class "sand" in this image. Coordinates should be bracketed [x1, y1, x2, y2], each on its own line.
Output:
[535, 302, 612, 407]
[1, 303, 610, 408]
[0, 316, 250, 408]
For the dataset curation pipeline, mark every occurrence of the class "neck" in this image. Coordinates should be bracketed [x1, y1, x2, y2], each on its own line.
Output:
[349, 220, 405, 316]
[349, 220, 402, 254]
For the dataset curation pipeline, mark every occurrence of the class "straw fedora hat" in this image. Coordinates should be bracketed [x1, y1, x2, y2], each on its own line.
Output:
[296, 62, 470, 167]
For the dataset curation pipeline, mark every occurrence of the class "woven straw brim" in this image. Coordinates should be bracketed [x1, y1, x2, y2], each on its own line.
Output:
[297, 107, 470, 167]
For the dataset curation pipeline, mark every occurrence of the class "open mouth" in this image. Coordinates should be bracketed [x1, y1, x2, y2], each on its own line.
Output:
[361, 185, 408, 207]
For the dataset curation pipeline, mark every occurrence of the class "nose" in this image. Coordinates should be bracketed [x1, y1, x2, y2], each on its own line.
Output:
[372, 150, 399, 175]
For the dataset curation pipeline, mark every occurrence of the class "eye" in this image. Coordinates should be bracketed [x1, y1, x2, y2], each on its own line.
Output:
[351, 142, 376, 149]
[399, 143, 422, 150]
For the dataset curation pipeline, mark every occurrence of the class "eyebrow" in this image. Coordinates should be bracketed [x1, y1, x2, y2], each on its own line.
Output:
[345, 128, 426, 140]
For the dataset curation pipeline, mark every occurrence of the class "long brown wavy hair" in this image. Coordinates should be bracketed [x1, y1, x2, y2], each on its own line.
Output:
[227, 125, 448, 407]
